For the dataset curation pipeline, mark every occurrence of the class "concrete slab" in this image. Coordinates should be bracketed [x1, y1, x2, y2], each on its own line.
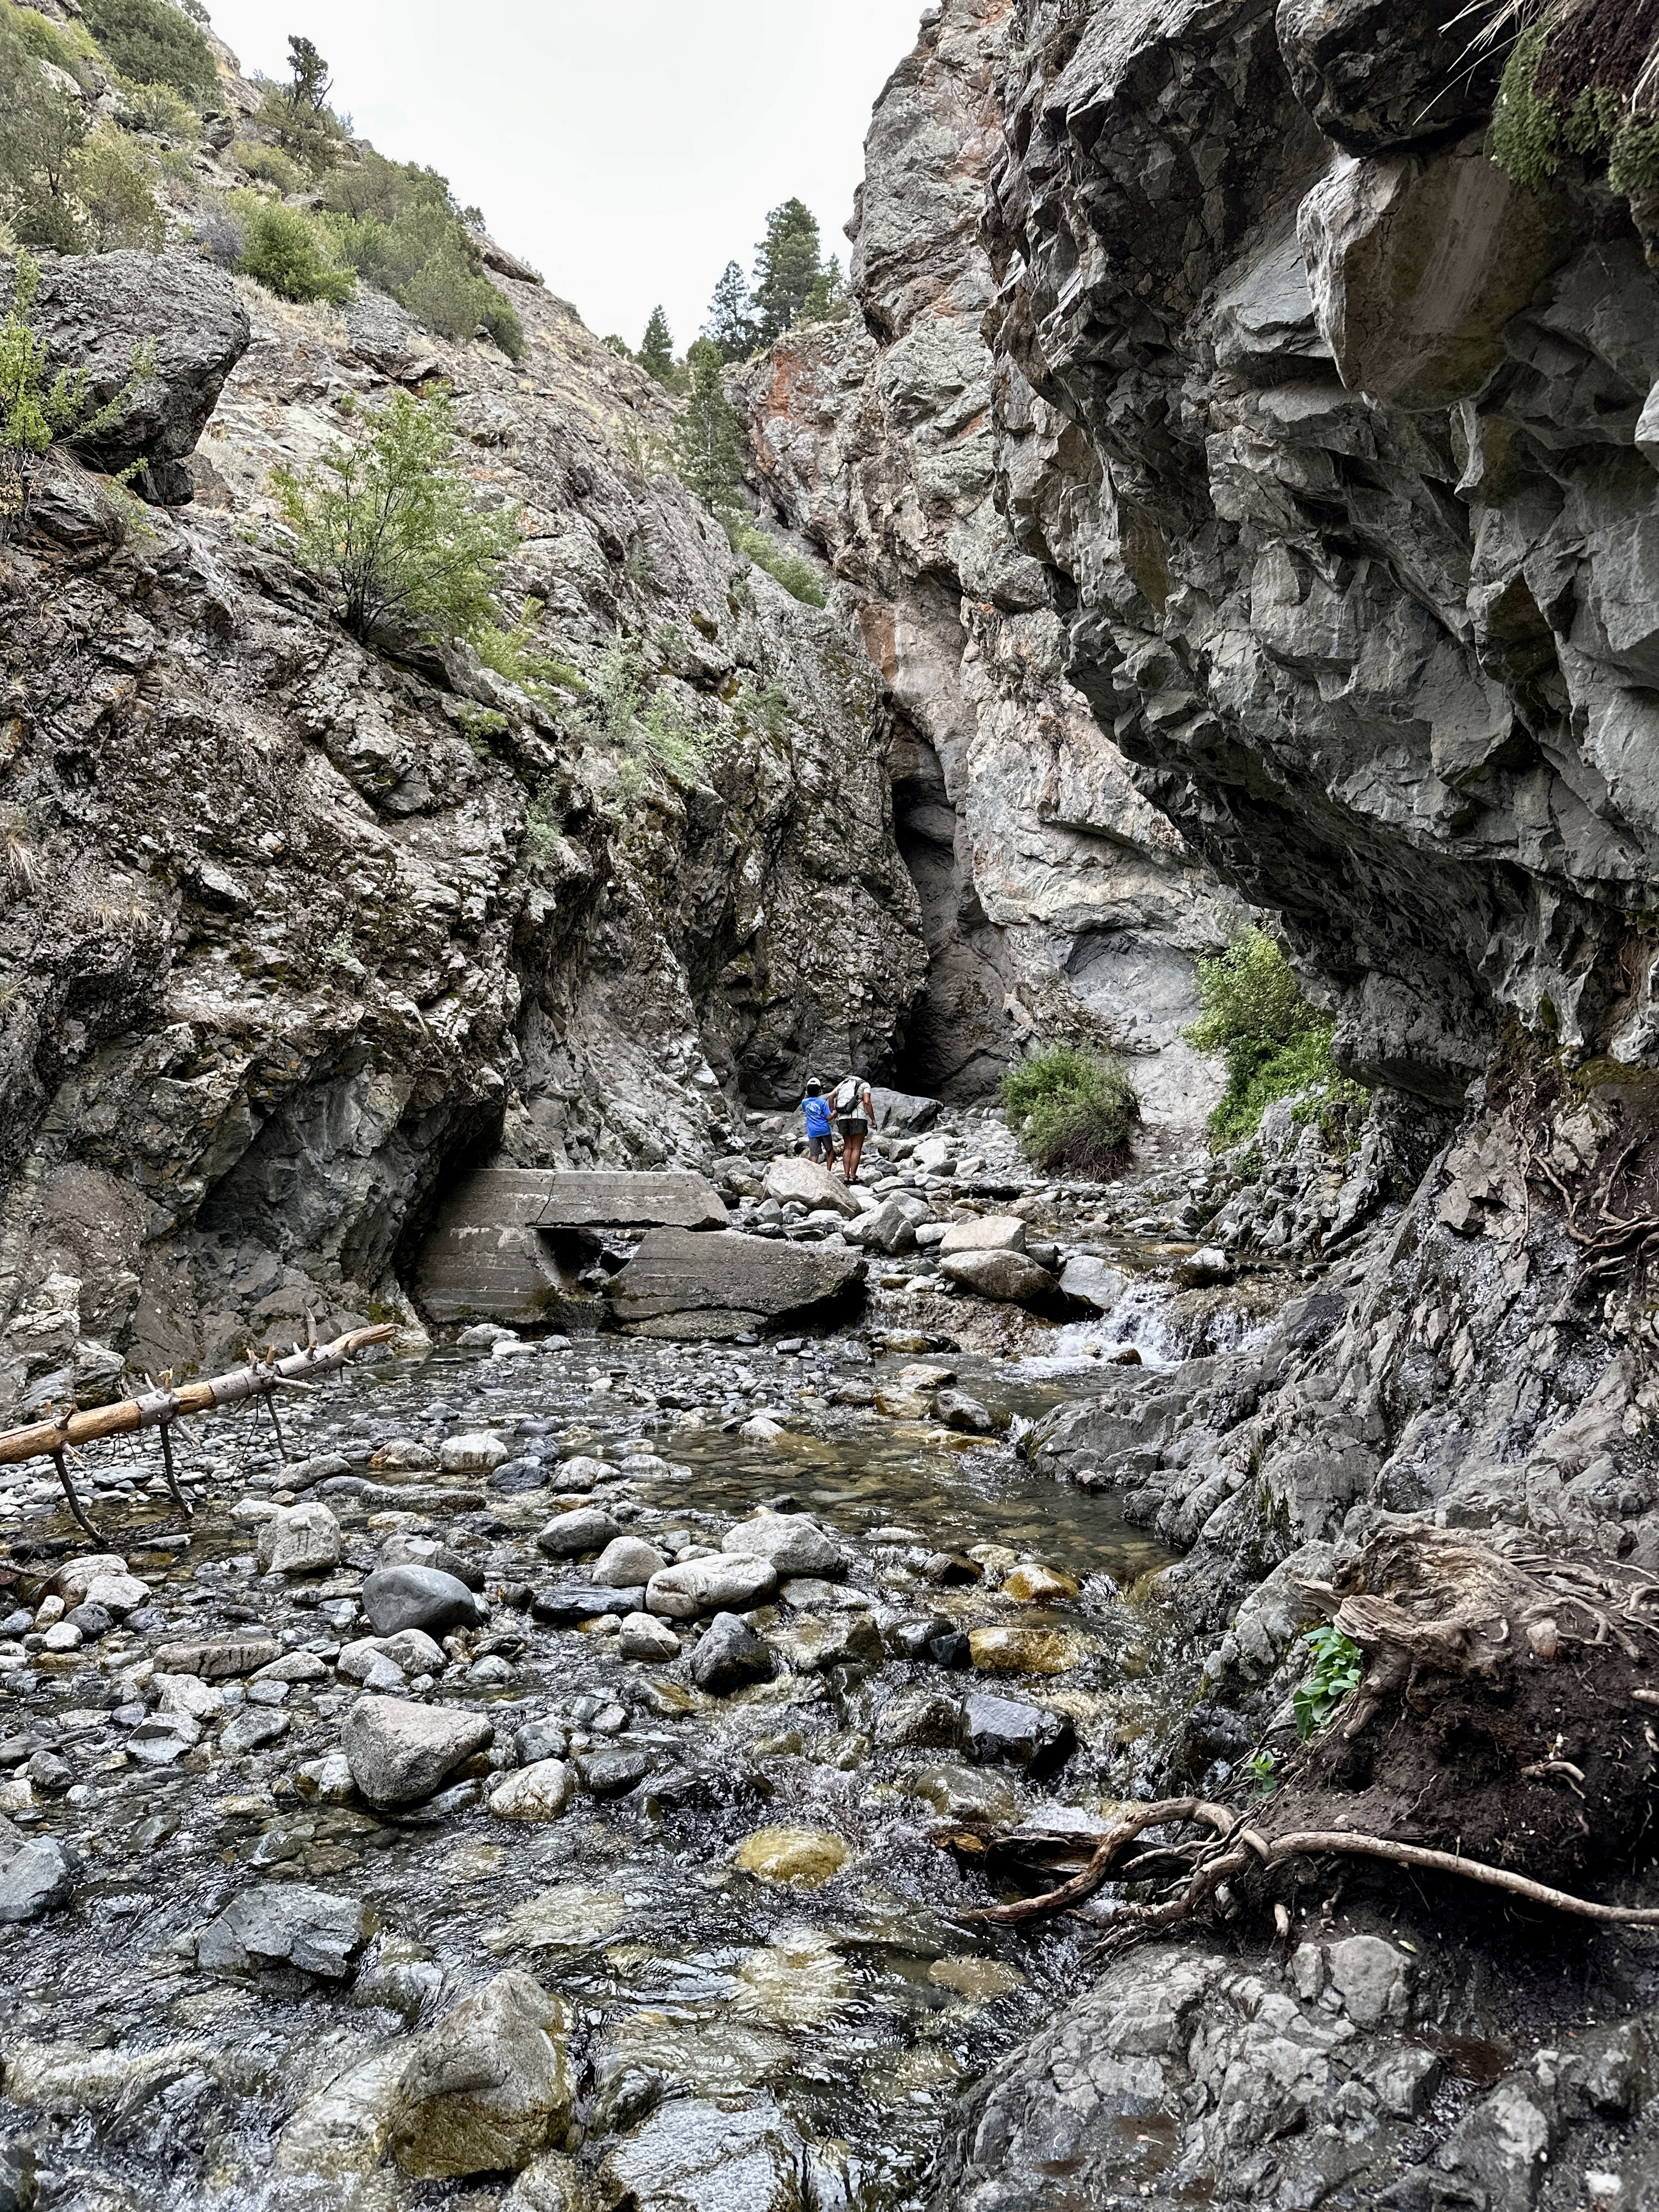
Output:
[606, 1228, 866, 1340]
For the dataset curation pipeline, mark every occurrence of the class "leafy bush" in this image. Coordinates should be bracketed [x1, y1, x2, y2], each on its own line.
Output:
[642, 691, 714, 781]
[235, 140, 303, 194]
[1182, 927, 1366, 1150]
[118, 77, 199, 138]
[1, 246, 156, 541]
[68, 123, 163, 251]
[1293, 1625, 1362, 1740]
[725, 516, 826, 607]
[235, 195, 354, 306]
[0, 14, 89, 251]
[1001, 1045, 1141, 1177]
[317, 150, 523, 359]
[271, 385, 520, 640]
[472, 597, 584, 697]
[78, 0, 217, 104]
[4, 0, 97, 87]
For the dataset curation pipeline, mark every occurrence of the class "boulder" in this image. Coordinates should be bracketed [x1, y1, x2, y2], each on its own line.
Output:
[606, 1228, 865, 1341]
[340, 1697, 494, 1807]
[390, 1970, 573, 2180]
[870, 1086, 941, 1132]
[535, 1508, 624, 1558]
[361, 1566, 484, 1638]
[47, 1552, 128, 1606]
[222, 1707, 288, 1755]
[720, 1513, 847, 1577]
[939, 1250, 1059, 1306]
[0, 1836, 74, 1923]
[732, 1828, 849, 1886]
[855, 1197, 924, 1255]
[530, 1583, 647, 1624]
[256, 1503, 342, 1577]
[196, 1883, 369, 1978]
[690, 1612, 775, 1694]
[1002, 1564, 1080, 1605]
[968, 1624, 1088, 1674]
[574, 1748, 654, 1797]
[378, 1533, 484, 1589]
[960, 1692, 1076, 1775]
[11, 249, 251, 503]
[487, 1759, 574, 1823]
[763, 1157, 862, 1220]
[646, 1554, 778, 1618]
[618, 1611, 681, 1660]
[939, 1214, 1026, 1255]
[600, 2095, 808, 2212]
[439, 1431, 511, 1474]
[935, 1388, 994, 1434]
[151, 1636, 281, 1680]
[1058, 1256, 1128, 1312]
[591, 1536, 669, 1588]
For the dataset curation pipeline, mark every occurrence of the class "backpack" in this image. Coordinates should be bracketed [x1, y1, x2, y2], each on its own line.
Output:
[832, 1077, 861, 1114]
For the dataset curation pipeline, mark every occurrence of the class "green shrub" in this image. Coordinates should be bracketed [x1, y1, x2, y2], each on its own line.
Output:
[1001, 1045, 1141, 1177]
[78, 0, 217, 104]
[235, 140, 303, 195]
[0, 12, 88, 250]
[642, 691, 713, 781]
[118, 77, 199, 138]
[67, 123, 163, 251]
[318, 150, 523, 359]
[271, 384, 520, 640]
[472, 597, 584, 697]
[235, 195, 355, 306]
[4, 0, 97, 86]
[1293, 1626, 1363, 1740]
[725, 516, 826, 607]
[1182, 927, 1367, 1150]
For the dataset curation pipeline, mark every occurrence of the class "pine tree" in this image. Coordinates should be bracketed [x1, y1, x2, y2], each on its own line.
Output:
[287, 33, 331, 111]
[752, 198, 823, 345]
[800, 255, 846, 325]
[704, 259, 758, 362]
[675, 337, 741, 511]
[639, 304, 674, 385]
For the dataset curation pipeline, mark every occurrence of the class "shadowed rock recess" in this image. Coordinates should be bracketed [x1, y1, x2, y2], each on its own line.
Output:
[13, 0, 1659, 2208]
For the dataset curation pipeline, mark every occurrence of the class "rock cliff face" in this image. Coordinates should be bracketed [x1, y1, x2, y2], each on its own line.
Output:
[0, 255, 922, 1413]
[734, 0, 1238, 1127]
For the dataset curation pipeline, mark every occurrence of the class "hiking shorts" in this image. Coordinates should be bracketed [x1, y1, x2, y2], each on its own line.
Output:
[837, 1114, 870, 1137]
[808, 1133, 833, 1163]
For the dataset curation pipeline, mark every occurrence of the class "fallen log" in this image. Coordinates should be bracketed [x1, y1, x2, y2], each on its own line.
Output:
[0, 1324, 396, 1538]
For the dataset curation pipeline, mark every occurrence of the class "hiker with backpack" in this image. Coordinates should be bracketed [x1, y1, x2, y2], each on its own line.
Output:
[800, 1080, 835, 1165]
[831, 1071, 877, 1184]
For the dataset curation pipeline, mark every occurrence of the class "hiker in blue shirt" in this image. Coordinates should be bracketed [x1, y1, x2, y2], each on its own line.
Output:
[800, 1080, 835, 1165]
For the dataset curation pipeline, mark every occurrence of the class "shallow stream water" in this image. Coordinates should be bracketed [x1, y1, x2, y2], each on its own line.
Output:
[0, 1324, 1195, 2211]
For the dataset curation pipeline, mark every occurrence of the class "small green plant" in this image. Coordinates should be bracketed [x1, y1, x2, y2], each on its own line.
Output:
[117, 77, 199, 138]
[1245, 1747, 1278, 1797]
[1001, 1044, 1141, 1178]
[1, 247, 156, 542]
[456, 701, 509, 749]
[1182, 927, 1366, 1150]
[271, 384, 520, 641]
[522, 778, 563, 862]
[725, 516, 826, 607]
[1293, 1624, 1363, 1740]
[642, 690, 713, 781]
[472, 597, 584, 697]
[234, 194, 356, 306]
[320, 925, 355, 967]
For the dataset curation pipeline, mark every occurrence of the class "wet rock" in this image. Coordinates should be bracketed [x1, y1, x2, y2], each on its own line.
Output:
[939, 1215, 1025, 1255]
[221, 1706, 289, 1755]
[619, 1612, 681, 1661]
[856, 1197, 925, 1255]
[906, 1762, 1022, 1823]
[0, 1835, 75, 1923]
[691, 1612, 776, 1694]
[488, 1759, 574, 1822]
[514, 1719, 570, 1765]
[720, 1511, 848, 1577]
[551, 1454, 614, 1491]
[939, 1251, 1058, 1306]
[47, 1553, 130, 1606]
[600, 2094, 808, 2212]
[256, 1502, 343, 1577]
[967, 1624, 1087, 1675]
[935, 1388, 994, 1434]
[62, 1602, 110, 1640]
[536, 1508, 624, 1558]
[341, 1696, 494, 1807]
[923, 1551, 982, 1587]
[960, 1693, 1075, 1775]
[887, 1613, 960, 1658]
[876, 1689, 961, 1748]
[763, 1157, 862, 1219]
[771, 1610, 884, 1673]
[592, 1536, 670, 1587]
[361, 1565, 486, 1638]
[196, 1882, 369, 1978]
[390, 1969, 573, 2179]
[733, 1827, 850, 1887]
[379, 1533, 486, 1589]
[607, 1227, 865, 1340]
[153, 1635, 281, 1680]
[575, 1747, 654, 1796]
[371, 1437, 439, 1471]
[647, 1555, 778, 1618]
[1325, 1933, 1413, 2027]
[531, 1583, 645, 1625]
[502, 2149, 589, 2211]
[1000, 1565, 1080, 1605]
[0, 2141, 35, 2212]
[439, 1431, 512, 1474]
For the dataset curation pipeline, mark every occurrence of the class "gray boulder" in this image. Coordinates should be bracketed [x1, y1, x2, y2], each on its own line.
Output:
[378, 1533, 485, 1590]
[607, 1227, 865, 1340]
[870, 1086, 941, 1132]
[1058, 1255, 1128, 1312]
[0, 1836, 74, 1923]
[600, 2095, 808, 2212]
[935, 1388, 994, 1435]
[341, 1696, 494, 1807]
[690, 1612, 776, 1695]
[389, 1969, 572, 2180]
[762, 1157, 862, 1219]
[197, 1883, 369, 1978]
[534, 1508, 623, 1559]
[856, 1197, 926, 1255]
[256, 1502, 342, 1577]
[645, 1553, 778, 1618]
[720, 1513, 847, 1577]
[939, 1250, 1059, 1306]
[9, 250, 251, 504]
[960, 1692, 1075, 1775]
[591, 1536, 669, 1587]
[361, 1566, 484, 1638]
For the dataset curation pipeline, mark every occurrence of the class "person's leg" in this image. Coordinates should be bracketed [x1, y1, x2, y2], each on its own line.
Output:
[843, 1128, 864, 1182]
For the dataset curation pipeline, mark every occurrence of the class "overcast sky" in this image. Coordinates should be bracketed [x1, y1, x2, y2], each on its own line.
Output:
[204, 0, 928, 351]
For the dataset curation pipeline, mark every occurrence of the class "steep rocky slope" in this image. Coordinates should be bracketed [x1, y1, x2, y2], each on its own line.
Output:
[734, 0, 1238, 1128]
[0, 212, 922, 1417]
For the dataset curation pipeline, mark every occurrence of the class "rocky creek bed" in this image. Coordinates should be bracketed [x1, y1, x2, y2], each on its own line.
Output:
[0, 1307, 1211, 2212]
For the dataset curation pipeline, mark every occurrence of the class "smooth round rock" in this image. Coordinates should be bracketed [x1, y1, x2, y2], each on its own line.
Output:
[733, 1827, 850, 1888]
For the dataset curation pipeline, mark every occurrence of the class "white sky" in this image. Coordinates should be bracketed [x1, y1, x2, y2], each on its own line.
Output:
[204, 0, 928, 350]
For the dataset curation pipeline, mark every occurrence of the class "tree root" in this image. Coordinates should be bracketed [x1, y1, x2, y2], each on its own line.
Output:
[956, 1803, 1659, 1934]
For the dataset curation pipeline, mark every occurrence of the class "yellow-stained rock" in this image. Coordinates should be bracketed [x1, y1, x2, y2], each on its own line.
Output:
[733, 1826, 850, 1887]
[968, 1624, 1087, 1675]
[928, 1956, 1027, 2000]
[1001, 1564, 1080, 1605]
